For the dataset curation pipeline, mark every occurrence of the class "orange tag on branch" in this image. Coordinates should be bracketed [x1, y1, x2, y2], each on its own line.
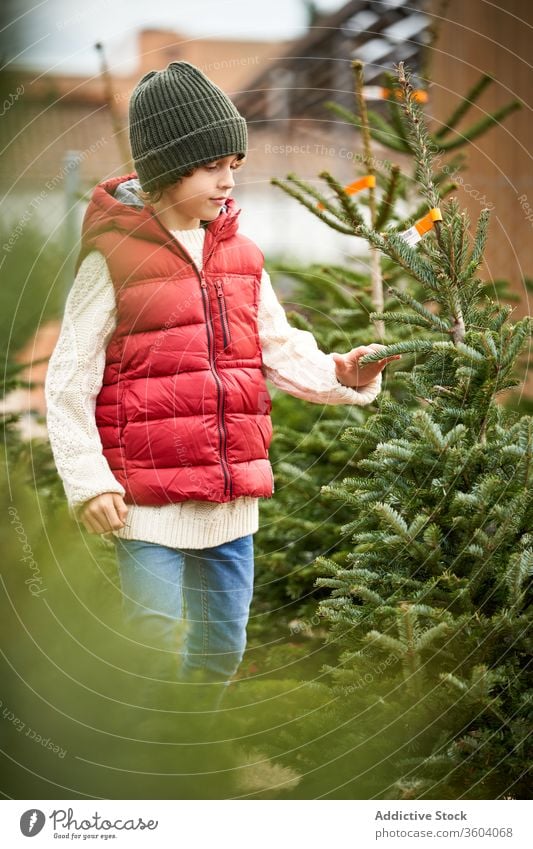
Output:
[317, 174, 375, 210]
[362, 86, 429, 103]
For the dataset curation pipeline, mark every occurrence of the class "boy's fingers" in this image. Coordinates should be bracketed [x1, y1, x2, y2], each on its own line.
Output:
[88, 511, 109, 534]
[81, 511, 105, 535]
[112, 493, 128, 521]
[102, 500, 125, 532]
[80, 494, 126, 534]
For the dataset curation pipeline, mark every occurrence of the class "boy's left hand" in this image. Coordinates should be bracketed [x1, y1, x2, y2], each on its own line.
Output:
[332, 344, 401, 389]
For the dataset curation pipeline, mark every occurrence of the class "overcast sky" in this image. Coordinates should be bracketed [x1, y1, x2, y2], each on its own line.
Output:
[4, 0, 345, 75]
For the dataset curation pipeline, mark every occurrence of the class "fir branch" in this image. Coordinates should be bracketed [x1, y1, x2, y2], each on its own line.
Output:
[352, 60, 385, 337]
[487, 304, 512, 332]
[284, 172, 347, 219]
[353, 59, 375, 218]
[434, 153, 466, 185]
[411, 410, 445, 450]
[504, 548, 533, 610]
[369, 311, 439, 332]
[456, 341, 486, 362]
[463, 208, 490, 280]
[385, 285, 452, 332]
[357, 339, 452, 364]
[367, 108, 411, 150]
[434, 74, 494, 139]
[479, 330, 499, 361]
[270, 176, 354, 235]
[443, 424, 468, 447]
[396, 62, 440, 209]
[324, 100, 410, 152]
[439, 100, 522, 151]
[382, 71, 411, 148]
[375, 165, 401, 230]
[348, 585, 386, 606]
[340, 426, 380, 446]
[380, 230, 442, 294]
[415, 621, 450, 652]
[374, 502, 409, 536]
[317, 170, 366, 229]
[364, 630, 405, 656]
[499, 318, 532, 369]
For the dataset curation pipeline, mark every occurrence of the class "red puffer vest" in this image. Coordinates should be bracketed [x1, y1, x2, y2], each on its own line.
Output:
[75, 172, 274, 506]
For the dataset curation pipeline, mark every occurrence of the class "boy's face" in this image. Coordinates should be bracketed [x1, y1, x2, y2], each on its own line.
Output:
[154, 153, 245, 229]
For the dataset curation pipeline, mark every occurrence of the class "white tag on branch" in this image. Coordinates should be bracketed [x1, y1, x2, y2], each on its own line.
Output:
[399, 208, 442, 247]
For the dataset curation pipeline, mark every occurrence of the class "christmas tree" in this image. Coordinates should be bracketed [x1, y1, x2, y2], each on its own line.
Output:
[249, 58, 521, 674]
[301, 62, 532, 799]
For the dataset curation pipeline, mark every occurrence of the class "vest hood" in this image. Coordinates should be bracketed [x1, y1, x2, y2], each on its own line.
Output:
[77, 172, 242, 273]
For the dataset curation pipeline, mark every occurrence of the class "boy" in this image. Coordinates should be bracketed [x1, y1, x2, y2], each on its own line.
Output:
[45, 62, 398, 706]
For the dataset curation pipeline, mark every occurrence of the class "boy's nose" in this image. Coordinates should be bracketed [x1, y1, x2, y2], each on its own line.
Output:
[219, 168, 235, 190]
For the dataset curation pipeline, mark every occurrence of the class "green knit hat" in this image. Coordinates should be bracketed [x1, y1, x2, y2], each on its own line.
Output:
[129, 61, 248, 192]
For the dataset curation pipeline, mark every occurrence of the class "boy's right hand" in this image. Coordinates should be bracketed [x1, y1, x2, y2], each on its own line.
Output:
[79, 492, 129, 534]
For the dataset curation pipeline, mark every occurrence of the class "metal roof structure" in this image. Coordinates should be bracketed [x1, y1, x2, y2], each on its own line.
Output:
[234, 0, 430, 123]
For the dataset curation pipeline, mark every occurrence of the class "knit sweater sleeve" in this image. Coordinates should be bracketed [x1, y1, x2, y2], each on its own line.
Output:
[44, 251, 126, 517]
[258, 269, 382, 405]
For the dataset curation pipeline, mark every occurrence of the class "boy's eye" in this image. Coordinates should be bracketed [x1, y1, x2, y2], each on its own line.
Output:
[204, 160, 244, 171]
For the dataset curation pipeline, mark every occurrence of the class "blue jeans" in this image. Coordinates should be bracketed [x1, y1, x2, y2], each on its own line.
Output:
[114, 533, 255, 698]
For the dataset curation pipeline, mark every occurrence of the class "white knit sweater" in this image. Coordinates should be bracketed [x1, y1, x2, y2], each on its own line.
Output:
[45, 225, 382, 548]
